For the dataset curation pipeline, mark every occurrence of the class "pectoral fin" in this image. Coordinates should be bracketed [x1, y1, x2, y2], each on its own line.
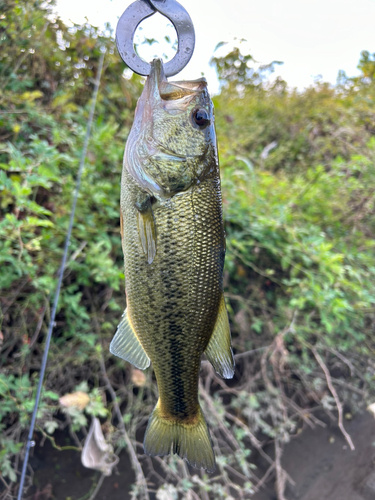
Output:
[205, 295, 235, 379]
[136, 198, 157, 264]
[110, 310, 150, 370]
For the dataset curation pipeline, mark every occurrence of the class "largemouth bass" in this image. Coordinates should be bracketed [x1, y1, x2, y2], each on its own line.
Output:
[110, 59, 234, 472]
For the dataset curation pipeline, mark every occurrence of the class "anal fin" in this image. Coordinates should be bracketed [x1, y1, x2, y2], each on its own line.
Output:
[110, 309, 150, 370]
[205, 294, 235, 379]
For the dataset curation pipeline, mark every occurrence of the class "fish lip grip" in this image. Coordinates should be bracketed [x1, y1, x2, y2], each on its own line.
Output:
[116, 0, 195, 77]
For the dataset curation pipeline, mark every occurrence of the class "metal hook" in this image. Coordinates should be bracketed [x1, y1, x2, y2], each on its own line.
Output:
[116, 0, 195, 77]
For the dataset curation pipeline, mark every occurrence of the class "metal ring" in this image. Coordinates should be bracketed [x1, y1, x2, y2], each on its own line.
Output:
[116, 0, 195, 77]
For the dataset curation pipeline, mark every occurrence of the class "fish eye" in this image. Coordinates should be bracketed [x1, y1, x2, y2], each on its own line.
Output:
[191, 108, 210, 129]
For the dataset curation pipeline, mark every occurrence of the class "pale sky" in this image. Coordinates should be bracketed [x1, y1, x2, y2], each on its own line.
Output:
[55, 0, 375, 94]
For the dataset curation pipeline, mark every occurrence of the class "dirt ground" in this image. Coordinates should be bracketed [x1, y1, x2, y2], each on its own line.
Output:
[24, 412, 375, 500]
[253, 412, 375, 500]
[29, 432, 134, 500]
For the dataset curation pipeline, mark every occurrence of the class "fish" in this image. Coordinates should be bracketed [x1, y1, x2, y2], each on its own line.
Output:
[110, 59, 234, 472]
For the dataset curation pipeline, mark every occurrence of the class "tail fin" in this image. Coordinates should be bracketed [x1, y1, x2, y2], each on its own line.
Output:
[143, 401, 216, 473]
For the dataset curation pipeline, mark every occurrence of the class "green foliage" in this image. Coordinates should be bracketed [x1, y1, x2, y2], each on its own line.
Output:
[211, 46, 375, 364]
[1, 0, 375, 498]
[221, 152, 375, 350]
[357, 50, 375, 81]
[0, 372, 59, 480]
[212, 45, 283, 89]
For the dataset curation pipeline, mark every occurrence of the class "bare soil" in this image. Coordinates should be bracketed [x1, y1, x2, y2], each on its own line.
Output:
[254, 412, 375, 500]
[29, 430, 134, 500]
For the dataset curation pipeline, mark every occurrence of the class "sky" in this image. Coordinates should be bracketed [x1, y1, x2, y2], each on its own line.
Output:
[55, 0, 375, 94]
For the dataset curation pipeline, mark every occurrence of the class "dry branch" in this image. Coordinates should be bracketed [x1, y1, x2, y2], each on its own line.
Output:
[274, 438, 288, 500]
[312, 348, 355, 451]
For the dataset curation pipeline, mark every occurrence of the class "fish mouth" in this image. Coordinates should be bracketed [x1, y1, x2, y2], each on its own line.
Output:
[149, 59, 207, 104]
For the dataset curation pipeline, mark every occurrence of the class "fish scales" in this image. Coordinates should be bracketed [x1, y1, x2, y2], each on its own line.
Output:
[122, 168, 224, 420]
[111, 59, 234, 472]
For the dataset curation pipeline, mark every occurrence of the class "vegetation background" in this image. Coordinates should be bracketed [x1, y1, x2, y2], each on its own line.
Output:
[1, 0, 375, 499]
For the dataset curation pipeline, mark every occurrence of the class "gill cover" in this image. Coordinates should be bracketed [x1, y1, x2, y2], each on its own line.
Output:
[124, 58, 217, 198]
